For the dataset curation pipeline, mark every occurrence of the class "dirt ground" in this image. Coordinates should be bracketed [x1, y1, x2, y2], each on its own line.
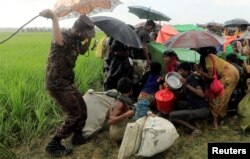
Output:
[16, 114, 250, 159]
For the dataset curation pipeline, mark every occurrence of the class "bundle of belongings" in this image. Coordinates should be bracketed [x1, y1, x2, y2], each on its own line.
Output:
[82, 89, 179, 158]
[118, 112, 179, 159]
[82, 89, 116, 138]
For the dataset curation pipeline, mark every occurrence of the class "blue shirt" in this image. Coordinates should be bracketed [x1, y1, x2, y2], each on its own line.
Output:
[142, 74, 160, 94]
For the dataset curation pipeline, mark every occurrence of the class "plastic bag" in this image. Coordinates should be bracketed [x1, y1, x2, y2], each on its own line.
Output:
[237, 79, 250, 131]
[237, 92, 250, 117]
[209, 55, 224, 95]
[210, 75, 224, 94]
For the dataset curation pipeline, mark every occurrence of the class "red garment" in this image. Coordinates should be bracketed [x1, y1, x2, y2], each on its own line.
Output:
[165, 59, 179, 73]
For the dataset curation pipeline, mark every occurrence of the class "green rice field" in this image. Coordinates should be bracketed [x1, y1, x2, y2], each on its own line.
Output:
[0, 32, 103, 158]
[0, 32, 249, 159]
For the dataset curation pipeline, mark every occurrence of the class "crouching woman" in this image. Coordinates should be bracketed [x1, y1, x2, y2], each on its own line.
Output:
[197, 47, 239, 129]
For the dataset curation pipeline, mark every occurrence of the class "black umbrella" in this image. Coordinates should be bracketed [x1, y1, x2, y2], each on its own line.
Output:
[223, 18, 249, 27]
[91, 16, 143, 48]
[206, 22, 222, 27]
[128, 5, 171, 21]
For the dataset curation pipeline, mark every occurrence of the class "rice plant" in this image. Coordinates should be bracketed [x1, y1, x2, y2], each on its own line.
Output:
[0, 31, 104, 156]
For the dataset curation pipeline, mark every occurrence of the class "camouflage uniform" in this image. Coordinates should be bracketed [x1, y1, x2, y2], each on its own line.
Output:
[45, 31, 87, 139]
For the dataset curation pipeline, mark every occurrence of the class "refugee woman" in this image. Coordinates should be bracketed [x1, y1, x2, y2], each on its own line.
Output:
[197, 47, 239, 129]
[104, 40, 133, 91]
[163, 49, 180, 73]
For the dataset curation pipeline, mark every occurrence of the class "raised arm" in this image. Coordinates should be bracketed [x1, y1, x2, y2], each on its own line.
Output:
[180, 78, 205, 98]
[198, 67, 213, 79]
[39, 9, 64, 46]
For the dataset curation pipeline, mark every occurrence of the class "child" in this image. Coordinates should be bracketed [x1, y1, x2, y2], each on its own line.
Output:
[138, 61, 164, 110]
[105, 77, 135, 142]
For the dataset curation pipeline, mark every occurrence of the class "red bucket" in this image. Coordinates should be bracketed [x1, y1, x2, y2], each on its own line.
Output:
[155, 89, 175, 114]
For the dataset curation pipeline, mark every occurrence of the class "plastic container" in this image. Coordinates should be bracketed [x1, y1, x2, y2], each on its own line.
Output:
[155, 89, 175, 114]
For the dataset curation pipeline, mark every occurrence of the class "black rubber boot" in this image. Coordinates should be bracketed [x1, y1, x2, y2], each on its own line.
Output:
[46, 139, 73, 157]
[71, 131, 89, 146]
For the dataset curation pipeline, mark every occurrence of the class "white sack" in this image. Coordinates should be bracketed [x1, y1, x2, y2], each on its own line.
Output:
[82, 89, 115, 138]
[118, 117, 147, 159]
[136, 116, 179, 157]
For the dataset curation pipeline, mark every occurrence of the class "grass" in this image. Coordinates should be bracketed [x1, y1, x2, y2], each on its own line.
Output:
[0, 32, 249, 159]
[0, 32, 104, 159]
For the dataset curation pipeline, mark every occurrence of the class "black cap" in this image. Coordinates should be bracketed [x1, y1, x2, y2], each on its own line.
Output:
[73, 15, 95, 38]
[145, 19, 156, 28]
[163, 49, 177, 57]
[178, 62, 192, 71]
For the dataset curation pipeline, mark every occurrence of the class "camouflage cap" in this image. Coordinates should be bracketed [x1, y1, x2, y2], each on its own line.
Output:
[73, 15, 95, 38]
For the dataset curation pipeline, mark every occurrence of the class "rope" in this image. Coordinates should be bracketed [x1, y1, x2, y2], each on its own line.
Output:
[0, 15, 40, 45]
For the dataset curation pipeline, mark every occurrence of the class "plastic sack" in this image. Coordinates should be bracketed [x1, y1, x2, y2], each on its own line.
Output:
[136, 115, 179, 157]
[237, 92, 250, 117]
[118, 117, 147, 159]
[237, 80, 250, 131]
[82, 89, 115, 138]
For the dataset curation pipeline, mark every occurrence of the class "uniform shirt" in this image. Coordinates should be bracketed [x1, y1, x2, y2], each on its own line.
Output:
[45, 31, 81, 90]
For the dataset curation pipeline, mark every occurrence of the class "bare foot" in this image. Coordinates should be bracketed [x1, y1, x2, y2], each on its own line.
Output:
[191, 129, 202, 137]
[212, 117, 219, 129]
[210, 122, 219, 130]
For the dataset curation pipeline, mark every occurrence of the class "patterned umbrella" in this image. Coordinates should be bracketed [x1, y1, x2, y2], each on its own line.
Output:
[54, 0, 122, 18]
[165, 31, 225, 49]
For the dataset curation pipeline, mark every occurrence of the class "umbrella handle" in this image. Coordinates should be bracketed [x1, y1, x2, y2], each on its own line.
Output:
[147, 6, 151, 21]
[0, 15, 40, 45]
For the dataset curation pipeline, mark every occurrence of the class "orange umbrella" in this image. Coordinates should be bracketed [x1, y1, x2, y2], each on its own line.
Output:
[156, 25, 178, 44]
[54, 0, 123, 18]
